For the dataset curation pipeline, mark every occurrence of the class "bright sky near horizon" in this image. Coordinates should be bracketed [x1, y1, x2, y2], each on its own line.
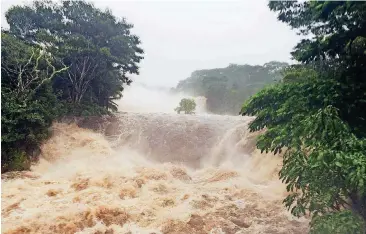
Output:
[1, 0, 300, 88]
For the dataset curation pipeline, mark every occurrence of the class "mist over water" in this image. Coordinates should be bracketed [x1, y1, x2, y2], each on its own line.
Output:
[117, 83, 207, 114]
[1, 84, 309, 233]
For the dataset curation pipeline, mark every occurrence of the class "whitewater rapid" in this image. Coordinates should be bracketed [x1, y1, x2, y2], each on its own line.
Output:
[1, 85, 309, 233]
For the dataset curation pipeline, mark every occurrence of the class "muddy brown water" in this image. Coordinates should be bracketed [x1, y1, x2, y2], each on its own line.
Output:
[1, 112, 309, 233]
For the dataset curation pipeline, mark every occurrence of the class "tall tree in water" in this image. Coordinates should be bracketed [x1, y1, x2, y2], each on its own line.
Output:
[174, 98, 196, 114]
[241, 1, 366, 233]
[6, 0, 144, 113]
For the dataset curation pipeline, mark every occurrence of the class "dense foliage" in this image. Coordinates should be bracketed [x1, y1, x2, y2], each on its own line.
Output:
[174, 98, 196, 114]
[1, 0, 143, 172]
[241, 1, 366, 233]
[1, 32, 67, 171]
[6, 0, 143, 112]
[173, 61, 288, 115]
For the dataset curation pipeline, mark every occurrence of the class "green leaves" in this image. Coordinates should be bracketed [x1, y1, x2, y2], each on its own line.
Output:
[241, 61, 366, 231]
[245, 5, 366, 229]
[6, 0, 144, 112]
[175, 98, 196, 114]
[310, 211, 365, 234]
[174, 61, 288, 114]
[2, 0, 145, 173]
[1, 29, 65, 172]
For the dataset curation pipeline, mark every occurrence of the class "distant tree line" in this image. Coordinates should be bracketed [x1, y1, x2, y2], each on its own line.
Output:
[1, 0, 143, 172]
[173, 61, 288, 115]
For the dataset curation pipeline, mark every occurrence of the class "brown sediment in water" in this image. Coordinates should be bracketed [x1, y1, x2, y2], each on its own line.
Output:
[1, 113, 309, 234]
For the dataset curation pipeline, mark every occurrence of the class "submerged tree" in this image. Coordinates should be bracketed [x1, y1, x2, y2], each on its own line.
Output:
[175, 98, 196, 114]
[241, 1, 366, 233]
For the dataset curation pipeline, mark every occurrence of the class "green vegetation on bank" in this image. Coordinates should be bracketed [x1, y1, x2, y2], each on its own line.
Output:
[1, 0, 143, 172]
[173, 61, 288, 115]
[174, 98, 196, 114]
[241, 1, 366, 233]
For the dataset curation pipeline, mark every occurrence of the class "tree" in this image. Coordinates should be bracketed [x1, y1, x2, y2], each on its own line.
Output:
[280, 64, 318, 83]
[241, 1, 366, 233]
[1, 32, 67, 172]
[174, 61, 288, 114]
[5, 0, 144, 113]
[174, 98, 196, 114]
[1, 0, 144, 171]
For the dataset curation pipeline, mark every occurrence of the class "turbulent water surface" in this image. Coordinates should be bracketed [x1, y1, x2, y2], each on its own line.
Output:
[1, 85, 309, 233]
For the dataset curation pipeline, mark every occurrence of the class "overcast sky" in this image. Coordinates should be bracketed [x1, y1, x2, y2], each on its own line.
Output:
[1, 0, 300, 88]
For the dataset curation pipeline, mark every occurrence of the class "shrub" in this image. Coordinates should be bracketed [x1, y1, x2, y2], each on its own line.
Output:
[174, 98, 196, 114]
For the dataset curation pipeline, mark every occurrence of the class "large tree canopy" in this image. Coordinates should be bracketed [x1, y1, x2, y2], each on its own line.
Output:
[6, 0, 144, 111]
[241, 1, 366, 233]
[269, 1, 366, 136]
[2, 0, 144, 171]
[1, 32, 67, 171]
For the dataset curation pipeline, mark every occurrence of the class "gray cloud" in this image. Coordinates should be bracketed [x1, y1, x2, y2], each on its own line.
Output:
[1, 0, 300, 87]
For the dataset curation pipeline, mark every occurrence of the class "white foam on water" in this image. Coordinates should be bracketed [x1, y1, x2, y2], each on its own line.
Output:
[1, 85, 309, 234]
